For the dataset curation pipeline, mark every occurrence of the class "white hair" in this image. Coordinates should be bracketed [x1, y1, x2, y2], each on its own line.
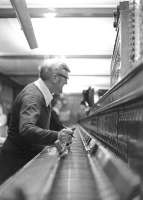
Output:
[39, 59, 70, 81]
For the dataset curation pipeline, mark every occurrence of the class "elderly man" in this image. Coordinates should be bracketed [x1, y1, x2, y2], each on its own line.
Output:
[0, 59, 72, 184]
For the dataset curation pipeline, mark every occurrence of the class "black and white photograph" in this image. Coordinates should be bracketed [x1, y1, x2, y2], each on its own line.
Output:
[0, 0, 142, 199]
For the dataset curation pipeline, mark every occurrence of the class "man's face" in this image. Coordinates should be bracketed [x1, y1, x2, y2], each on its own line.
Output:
[54, 73, 68, 94]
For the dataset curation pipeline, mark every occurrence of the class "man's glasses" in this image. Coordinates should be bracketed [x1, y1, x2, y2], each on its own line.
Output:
[57, 73, 68, 80]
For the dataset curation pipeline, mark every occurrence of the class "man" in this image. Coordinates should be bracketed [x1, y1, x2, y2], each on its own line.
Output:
[50, 97, 65, 131]
[0, 59, 72, 184]
[77, 100, 89, 121]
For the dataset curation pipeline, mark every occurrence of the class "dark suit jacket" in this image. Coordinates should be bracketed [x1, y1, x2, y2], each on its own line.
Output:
[3, 83, 58, 157]
[50, 109, 65, 131]
[0, 83, 58, 184]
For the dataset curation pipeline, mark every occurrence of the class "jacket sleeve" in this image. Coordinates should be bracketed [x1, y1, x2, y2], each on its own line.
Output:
[19, 94, 58, 146]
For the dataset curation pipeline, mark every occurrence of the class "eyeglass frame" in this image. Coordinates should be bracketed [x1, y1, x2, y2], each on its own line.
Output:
[57, 73, 69, 80]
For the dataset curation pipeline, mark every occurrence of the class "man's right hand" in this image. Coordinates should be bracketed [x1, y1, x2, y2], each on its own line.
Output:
[58, 129, 73, 145]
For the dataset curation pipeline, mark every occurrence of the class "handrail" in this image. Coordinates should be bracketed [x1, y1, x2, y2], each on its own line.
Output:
[0, 146, 59, 200]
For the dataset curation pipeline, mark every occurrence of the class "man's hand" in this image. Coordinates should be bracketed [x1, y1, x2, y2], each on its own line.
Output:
[62, 128, 75, 137]
[58, 128, 73, 145]
[56, 128, 75, 156]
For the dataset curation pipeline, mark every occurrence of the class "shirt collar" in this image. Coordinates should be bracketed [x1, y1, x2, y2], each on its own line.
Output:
[34, 78, 53, 107]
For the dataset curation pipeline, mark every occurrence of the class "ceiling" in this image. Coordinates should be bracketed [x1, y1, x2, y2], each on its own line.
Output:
[0, 0, 118, 93]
